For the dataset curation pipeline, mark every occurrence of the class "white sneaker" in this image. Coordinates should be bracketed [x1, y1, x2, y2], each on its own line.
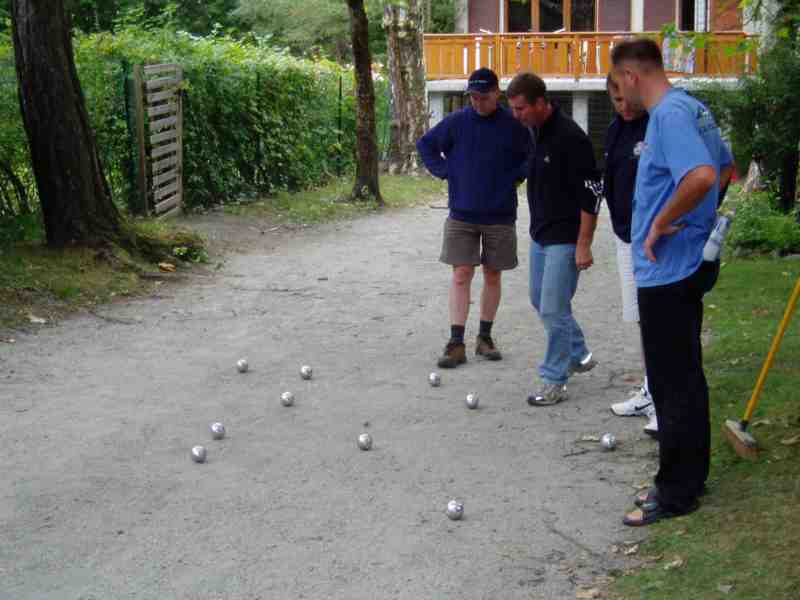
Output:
[644, 408, 659, 438]
[610, 387, 653, 417]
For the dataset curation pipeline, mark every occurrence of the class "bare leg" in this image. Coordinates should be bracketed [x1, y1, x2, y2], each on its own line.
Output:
[480, 266, 502, 322]
[449, 265, 475, 326]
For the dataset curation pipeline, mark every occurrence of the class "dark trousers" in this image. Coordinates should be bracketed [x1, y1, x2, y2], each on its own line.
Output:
[637, 261, 718, 512]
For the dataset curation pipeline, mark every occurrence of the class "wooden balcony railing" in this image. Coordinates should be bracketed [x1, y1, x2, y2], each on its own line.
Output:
[424, 32, 758, 80]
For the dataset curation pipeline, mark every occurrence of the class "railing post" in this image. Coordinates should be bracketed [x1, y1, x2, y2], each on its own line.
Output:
[572, 34, 581, 81]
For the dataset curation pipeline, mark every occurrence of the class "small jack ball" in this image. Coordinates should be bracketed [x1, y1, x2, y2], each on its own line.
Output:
[191, 445, 207, 463]
[357, 433, 373, 451]
[601, 433, 617, 450]
[210, 422, 226, 440]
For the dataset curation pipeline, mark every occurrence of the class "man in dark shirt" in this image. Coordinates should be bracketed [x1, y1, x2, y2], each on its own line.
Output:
[603, 74, 659, 437]
[506, 73, 602, 406]
[417, 69, 529, 369]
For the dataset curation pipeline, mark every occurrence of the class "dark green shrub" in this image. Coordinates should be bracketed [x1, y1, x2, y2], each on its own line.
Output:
[727, 190, 800, 255]
[0, 24, 390, 233]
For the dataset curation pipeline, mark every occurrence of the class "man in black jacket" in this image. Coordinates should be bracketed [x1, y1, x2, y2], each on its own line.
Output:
[507, 73, 602, 406]
[603, 74, 658, 437]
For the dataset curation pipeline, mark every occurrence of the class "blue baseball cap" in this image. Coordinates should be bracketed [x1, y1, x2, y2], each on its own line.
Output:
[466, 68, 499, 94]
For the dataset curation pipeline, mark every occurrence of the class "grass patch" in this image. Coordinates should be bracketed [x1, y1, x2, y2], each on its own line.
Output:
[611, 258, 800, 600]
[0, 244, 147, 330]
[0, 219, 208, 331]
[223, 174, 447, 224]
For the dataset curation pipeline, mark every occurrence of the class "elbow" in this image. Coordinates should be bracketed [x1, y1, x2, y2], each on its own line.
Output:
[696, 166, 717, 195]
[701, 165, 717, 188]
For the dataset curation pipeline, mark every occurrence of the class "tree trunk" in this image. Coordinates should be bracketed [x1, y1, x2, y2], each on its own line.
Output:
[777, 147, 799, 216]
[384, 1, 429, 175]
[346, 0, 383, 204]
[11, 0, 121, 247]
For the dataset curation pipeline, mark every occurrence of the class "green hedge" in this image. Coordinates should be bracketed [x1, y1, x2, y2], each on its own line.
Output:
[728, 190, 800, 255]
[0, 26, 390, 241]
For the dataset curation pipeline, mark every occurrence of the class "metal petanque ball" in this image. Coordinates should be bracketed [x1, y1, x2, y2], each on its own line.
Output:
[280, 391, 295, 407]
[601, 433, 617, 451]
[429, 372, 441, 387]
[191, 445, 207, 463]
[210, 422, 226, 440]
[300, 365, 313, 380]
[357, 432, 373, 451]
[236, 358, 249, 373]
[446, 499, 464, 521]
[465, 392, 480, 410]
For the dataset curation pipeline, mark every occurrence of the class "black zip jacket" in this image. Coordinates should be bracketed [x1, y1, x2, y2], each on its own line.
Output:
[603, 113, 649, 244]
[527, 105, 602, 245]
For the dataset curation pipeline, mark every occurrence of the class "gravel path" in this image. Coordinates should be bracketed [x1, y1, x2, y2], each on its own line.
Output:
[1, 200, 657, 599]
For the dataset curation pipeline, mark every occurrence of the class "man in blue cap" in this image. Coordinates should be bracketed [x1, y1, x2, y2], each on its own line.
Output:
[417, 68, 529, 369]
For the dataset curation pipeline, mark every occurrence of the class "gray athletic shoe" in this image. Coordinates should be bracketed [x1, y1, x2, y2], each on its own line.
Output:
[527, 383, 568, 406]
[569, 352, 598, 376]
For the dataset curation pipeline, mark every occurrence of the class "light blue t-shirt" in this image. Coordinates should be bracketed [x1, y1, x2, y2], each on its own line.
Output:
[632, 88, 733, 287]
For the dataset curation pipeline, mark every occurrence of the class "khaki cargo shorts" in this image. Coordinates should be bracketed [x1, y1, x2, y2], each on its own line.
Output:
[440, 217, 518, 271]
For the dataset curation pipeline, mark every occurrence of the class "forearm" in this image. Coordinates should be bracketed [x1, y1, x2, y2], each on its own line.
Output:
[577, 210, 598, 248]
[654, 166, 715, 229]
[720, 164, 733, 191]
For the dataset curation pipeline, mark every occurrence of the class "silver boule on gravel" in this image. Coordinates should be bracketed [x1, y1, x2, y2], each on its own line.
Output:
[191, 445, 207, 463]
[446, 499, 464, 520]
[280, 391, 295, 407]
[236, 358, 249, 373]
[601, 433, 617, 450]
[357, 432, 373, 451]
[465, 392, 479, 409]
[428, 372, 441, 387]
[300, 365, 313, 380]
[210, 422, 226, 440]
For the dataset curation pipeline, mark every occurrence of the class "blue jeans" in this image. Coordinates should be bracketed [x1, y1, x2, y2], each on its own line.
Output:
[529, 241, 590, 385]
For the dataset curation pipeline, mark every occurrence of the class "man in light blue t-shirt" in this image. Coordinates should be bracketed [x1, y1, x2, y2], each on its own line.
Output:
[610, 38, 734, 528]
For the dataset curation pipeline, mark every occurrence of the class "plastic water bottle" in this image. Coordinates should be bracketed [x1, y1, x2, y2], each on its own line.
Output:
[703, 215, 732, 262]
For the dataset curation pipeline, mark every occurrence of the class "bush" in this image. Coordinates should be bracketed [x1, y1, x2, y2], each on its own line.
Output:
[0, 24, 391, 242]
[727, 190, 800, 255]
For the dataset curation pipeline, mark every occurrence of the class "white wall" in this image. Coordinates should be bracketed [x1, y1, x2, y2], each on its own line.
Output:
[631, 0, 644, 32]
[572, 92, 590, 134]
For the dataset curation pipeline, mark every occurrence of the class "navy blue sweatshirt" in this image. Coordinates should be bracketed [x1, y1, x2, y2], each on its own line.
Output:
[603, 113, 649, 243]
[527, 105, 601, 244]
[417, 105, 529, 225]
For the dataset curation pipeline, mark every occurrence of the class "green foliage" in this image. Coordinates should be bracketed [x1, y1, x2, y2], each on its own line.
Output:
[428, 0, 457, 33]
[0, 24, 391, 233]
[235, 0, 456, 61]
[738, 42, 799, 176]
[65, 0, 245, 36]
[691, 39, 800, 203]
[235, 0, 386, 61]
[727, 190, 800, 255]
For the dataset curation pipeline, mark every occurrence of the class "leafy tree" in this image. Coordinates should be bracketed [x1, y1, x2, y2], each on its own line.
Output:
[236, 0, 455, 61]
[236, 0, 388, 61]
[64, 0, 244, 35]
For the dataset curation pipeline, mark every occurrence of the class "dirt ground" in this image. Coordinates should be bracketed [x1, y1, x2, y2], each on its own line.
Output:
[1, 201, 659, 599]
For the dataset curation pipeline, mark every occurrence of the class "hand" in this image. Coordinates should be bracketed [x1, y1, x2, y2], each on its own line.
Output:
[576, 244, 593, 271]
[644, 220, 685, 262]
